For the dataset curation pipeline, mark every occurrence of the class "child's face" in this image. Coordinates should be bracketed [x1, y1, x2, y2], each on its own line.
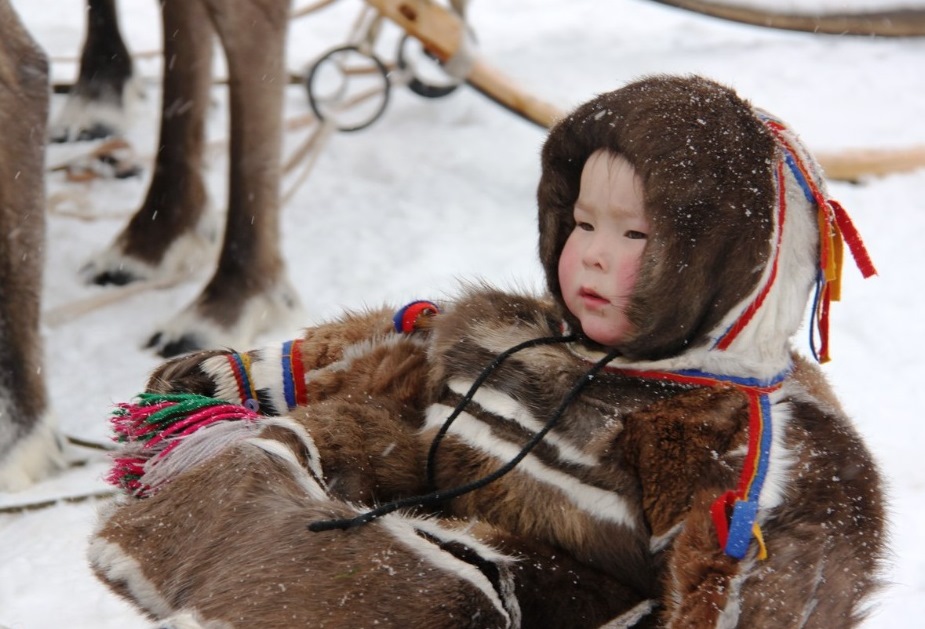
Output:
[558, 150, 650, 347]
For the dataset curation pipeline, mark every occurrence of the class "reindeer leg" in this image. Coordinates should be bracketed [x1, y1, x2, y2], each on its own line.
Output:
[80, 0, 218, 288]
[146, 0, 301, 357]
[0, 0, 65, 490]
[49, 0, 140, 143]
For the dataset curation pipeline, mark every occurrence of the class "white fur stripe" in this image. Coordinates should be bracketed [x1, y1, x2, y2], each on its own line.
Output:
[714, 555, 754, 628]
[141, 420, 261, 493]
[87, 537, 175, 619]
[598, 599, 657, 628]
[425, 404, 636, 529]
[379, 514, 516, 627]
[411, 518, 522, 627]
[757, 387, 793, 512]
[649, 521, 684, 554]
[248, 437, 327, 501]
[447, 378, 598, 468]
[259, 416, 327, 491]
[250, 345, 289, 414]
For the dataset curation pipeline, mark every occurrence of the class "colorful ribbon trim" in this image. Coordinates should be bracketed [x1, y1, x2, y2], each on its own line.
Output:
[393, 300, 440, 334]
[763, 119, 877, 363]
[226, 352, 256, 405]
[281, 338, 308, 409]
[607, 366, 788, 560]
[713, 116, 876, 363]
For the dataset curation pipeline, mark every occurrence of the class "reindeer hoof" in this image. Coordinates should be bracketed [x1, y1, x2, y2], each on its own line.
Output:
[49, 121, 118, 144]
[87, 267, 142, 286]
[79, 252, 154, 287]
[146, 332, 206, 359]
[146, 278, 305, 358]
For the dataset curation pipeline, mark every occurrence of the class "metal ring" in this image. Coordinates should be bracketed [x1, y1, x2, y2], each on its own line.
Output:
[396, 35, 463, 100]
[305, 45, 391, 133]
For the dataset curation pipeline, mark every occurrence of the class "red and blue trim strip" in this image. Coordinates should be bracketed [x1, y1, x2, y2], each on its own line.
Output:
[608, 365, 787, 560]
[281, 338, 307, 409]
[226, 352, 256, 405]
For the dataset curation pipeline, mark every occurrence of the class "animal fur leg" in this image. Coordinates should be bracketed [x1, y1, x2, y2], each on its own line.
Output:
[80, 0, 218, 291]
[0, 0, 66, 490]
[49, 0, 141, 143]
[145, 0, 301, 357]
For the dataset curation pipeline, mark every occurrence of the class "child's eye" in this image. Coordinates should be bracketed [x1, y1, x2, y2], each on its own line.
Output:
[625, 230, 648, 240]
[577, 222, 594, 232]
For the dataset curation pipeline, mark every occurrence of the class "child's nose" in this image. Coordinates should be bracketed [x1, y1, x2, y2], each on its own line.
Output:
[582, 237, 609, 269]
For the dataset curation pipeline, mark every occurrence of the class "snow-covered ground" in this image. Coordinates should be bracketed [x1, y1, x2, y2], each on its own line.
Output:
[2, 0, 924, 626]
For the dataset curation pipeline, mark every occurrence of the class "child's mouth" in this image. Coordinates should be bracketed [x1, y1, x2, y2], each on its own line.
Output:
[579, 288, 609, 307]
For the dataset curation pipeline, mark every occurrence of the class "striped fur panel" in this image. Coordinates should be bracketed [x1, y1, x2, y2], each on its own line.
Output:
[380, 515, 522, 628]
[446, 378, 599, 468]
[424, 401, 636, 529]
[423, 396, 655, 595]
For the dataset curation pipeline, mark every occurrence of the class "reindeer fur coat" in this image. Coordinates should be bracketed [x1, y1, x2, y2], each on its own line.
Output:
[90, 76, 885, 629]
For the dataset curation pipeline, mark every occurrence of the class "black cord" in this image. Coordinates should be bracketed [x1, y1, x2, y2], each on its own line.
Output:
[425, 334, 576, 489]
[308, 342, 618, 533]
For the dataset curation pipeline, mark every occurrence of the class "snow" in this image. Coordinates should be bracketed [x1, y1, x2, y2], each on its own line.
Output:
[2, 0, 924, 626]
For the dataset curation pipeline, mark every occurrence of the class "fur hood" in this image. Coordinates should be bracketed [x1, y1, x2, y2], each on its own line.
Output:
[538, 75, 826, 379]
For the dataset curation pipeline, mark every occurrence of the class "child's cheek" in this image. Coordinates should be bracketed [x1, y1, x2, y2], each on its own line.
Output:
[558, 240, 579, 290]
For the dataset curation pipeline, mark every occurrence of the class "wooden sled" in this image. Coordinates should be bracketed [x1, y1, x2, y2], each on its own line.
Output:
[365, 0, 925, 182]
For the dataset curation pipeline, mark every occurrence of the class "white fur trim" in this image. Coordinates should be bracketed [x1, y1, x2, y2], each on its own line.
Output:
[380, 514, 519, 627]
[597, 599, 657, 628]
[411, 518, 521, 626]
[87, 537, 175, 619]
[201, 345, 294, 414]
[796, 556, 826, 629]
[713, 556, 755, 629]
[258, 415, 327, 490]
[425, 404, 637, 529]
[649, 521, 684, 554]
[156, 610, 235, 629]
[140, 420, 262, 494]
[247, 436, 327, 501]
[249, 344, 289, 414]
[447, 378, 598, 467]
[758, 388, 795, 511]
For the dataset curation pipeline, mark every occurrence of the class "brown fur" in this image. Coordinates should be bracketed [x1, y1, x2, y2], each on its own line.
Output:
[93, 442, 515, 628]
[538, 75, 776, 359]
[607, 356, 885, 628]
[94, 286, 886, 627]
[0, 0, 61, 487]
[617, 386, 747, 538]
[92, 74, 885, 627]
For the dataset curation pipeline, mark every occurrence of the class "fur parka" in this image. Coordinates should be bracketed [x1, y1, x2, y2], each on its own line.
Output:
[90, 75, 885, 629]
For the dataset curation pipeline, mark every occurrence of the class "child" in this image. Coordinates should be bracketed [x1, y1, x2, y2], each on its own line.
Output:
[91, 75, 884, 628]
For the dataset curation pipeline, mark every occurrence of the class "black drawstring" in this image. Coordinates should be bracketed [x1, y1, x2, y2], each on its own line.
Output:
[425, 334, 576, 489]
[308, 338, 618, 533]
